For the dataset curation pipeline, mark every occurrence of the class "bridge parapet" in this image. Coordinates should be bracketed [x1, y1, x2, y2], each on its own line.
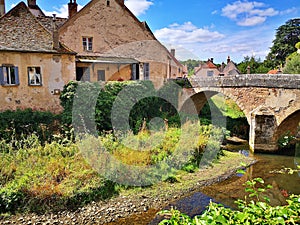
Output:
[189, 74, 300, 89]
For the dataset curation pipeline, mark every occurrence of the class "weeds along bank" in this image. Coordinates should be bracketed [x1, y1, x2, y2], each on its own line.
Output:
[0, 121, 227, 214]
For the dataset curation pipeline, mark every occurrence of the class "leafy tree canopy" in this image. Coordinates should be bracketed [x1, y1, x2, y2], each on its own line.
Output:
[267, 18, 300, 68]
[237, 56, 271, 74]
[180, 59, 201, 76]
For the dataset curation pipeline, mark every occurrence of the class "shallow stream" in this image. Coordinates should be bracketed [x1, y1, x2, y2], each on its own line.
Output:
[108, 144, 300, 225]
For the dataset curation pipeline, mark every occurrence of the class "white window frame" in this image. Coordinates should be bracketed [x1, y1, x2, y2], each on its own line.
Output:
[28, 67, 42, 86]
[82, 37, 93, 51]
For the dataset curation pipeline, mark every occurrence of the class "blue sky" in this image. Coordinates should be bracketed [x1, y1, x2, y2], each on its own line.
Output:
[5, 0, 300, 63]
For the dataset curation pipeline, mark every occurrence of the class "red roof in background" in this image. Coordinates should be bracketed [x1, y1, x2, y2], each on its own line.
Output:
[203, 60, 217, 69]
[268, 69, 279, 74]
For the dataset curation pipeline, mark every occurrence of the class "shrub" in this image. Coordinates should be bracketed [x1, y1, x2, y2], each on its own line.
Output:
[159, 176, 300, 225]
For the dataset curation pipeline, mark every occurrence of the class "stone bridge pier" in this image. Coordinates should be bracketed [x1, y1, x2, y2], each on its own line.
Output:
[178, 74, 300, 153]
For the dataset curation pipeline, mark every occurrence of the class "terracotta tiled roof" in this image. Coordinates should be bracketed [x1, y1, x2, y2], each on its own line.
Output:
[268, 69, 279, 74]
[201, 60, 217, 69]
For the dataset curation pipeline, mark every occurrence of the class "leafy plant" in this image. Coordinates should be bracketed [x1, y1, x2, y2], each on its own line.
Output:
[158, 175, 300, 225]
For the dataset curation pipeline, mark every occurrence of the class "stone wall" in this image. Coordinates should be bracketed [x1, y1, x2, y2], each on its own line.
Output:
[0, 51, 75, 113]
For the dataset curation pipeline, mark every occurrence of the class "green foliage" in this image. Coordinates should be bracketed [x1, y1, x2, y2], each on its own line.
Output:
[60, 81, 181, 134]
[159, 176, 300, 225]
[180, 59, 201, 75]
[283, 52, 300, 74]
[237, 56, 271, 74]
[0, 109, 65, 147]
[267, 18, 300, 68]
[199, 97, 249, 139]
[278, 131, 295, 149]
[0, 140, 118, 213]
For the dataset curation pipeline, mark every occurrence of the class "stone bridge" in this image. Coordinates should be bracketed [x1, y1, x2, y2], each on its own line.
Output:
[179, 74, 300, 153]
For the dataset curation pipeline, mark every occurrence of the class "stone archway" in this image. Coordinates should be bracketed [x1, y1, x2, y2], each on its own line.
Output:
[275, 110, 300, 142]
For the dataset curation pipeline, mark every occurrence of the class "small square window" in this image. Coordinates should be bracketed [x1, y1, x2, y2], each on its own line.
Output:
[0, 65, 19, 86]
[83, 37, 93, 51]
[28, 67, 42, 86]
[207, 70, 214, 77]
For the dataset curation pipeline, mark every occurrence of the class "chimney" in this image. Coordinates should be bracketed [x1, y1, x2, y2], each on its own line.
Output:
[27, 0, 36, 7]
[247, 65, 251, 74]
[227, 56, 231, 64]
[210, 58, 214, 63]
[52, 14, 60, 50]
[0, 0, 5, 17]
[171, 49, 175, 57]
[68, 0, 77, 18]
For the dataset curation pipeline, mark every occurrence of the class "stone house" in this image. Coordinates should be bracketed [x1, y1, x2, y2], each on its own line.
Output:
[0, 0, 183, 112]
[0, 2, 76, 112]
[194, 56, 240, 77]
[194, 58, 220, 78]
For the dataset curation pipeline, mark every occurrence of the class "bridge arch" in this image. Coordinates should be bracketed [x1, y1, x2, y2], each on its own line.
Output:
[275, 109, 300, 141]
[180, 89, 250, 141]
[180, 88, 250, 124]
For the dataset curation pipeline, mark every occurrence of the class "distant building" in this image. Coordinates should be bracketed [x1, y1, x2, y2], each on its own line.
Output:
[194, 58, 220, 78]
[194, 56, 240, 77]
[0, 0, 183, 112]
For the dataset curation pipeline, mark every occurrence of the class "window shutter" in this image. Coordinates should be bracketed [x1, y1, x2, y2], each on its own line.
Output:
[0, 67, 4, 85]
[14, 67, 20, 85]
[83, 67, 90, 81]
[131, 64, 136, 80]
[143, 63, 150, 80]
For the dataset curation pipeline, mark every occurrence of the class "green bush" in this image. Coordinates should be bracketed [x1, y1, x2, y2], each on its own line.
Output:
[0, 109, 64, 146]
[60, 81, 181, 134]
[159, 176, 300, 225]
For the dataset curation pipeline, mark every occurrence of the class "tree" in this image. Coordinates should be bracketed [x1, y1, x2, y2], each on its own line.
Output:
[180, 59, 201, 75]
[283, 42, 300, 74]
[237, 56, 270, 74]
[267, 18, 300, 68]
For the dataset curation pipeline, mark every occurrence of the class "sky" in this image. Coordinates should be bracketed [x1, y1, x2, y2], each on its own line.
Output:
[5, 0, 300, 63]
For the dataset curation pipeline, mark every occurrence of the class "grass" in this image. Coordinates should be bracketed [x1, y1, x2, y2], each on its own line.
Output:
[210, 94, 246, 119]
[0, 123, 232, 215]
[0, 137, 118, 214]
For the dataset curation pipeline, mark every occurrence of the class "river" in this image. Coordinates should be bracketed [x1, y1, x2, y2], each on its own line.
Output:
[108, 144, 300, 224]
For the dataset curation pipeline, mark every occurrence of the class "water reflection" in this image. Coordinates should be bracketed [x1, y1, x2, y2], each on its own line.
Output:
[295, 142, 300, 177]
[107, 145, 300, 224]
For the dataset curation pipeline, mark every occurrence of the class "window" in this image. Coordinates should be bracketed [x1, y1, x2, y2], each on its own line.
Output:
[28, 67, 42, 85]
[143, 63, 150, 80]
[207, 70, 214, 77]
[76, 67, 90, 81]
[97, 70, 105, 81]
[131, 64, 140, 80]
[82, 37, 93, 51]
[107, 0, 110, 6]
[0, 65, 19, 85]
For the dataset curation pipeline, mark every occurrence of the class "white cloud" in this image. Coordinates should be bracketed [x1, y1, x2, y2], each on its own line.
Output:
[280, 7, 298, 15]
[237, 16, 266, 26]
[157, 24, 274, 63]
[125, 0, 153, 16]
[44, 4, 83, 18]
[221, 1, 278, 26]
[154, 22, 225, 45]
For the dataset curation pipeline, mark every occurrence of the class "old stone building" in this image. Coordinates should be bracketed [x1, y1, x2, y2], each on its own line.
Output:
[0, 0, 183, 112]
[194, 56, 240, 77]
[194, 58, 220, 78]
[0, 2, 76, 112]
